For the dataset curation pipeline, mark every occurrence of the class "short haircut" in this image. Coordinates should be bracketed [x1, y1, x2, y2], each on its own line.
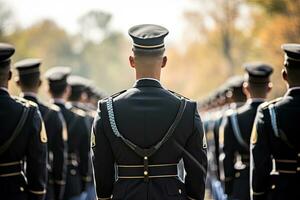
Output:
[19, 72, 40, 89]
[0, 61, 11, 84]
[248, 81, 270, 96]
[49, 83, 67, 97]
[68, 87, 84, 101]
[286, 66, 300, 84]
[133, 48, 165, 57]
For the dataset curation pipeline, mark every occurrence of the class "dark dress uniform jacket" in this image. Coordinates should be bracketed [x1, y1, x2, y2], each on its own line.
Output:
[251, 89, 300, 200]
[54, 101, 91, 199]
[93, 79, 207, 200]
[23, 95, 67, 200]
[221, 100, 263, 200]
[0, 89, 47, 200]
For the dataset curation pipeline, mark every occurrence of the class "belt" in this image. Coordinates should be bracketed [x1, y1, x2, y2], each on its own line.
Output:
[0, 161, 23, 177]
[117, 163, 178, 179]
[275, 159, 300, 174]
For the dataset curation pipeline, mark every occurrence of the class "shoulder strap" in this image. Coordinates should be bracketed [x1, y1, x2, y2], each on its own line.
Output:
[268, 104, 295, 149]
[229, 110, 249, 149]
[106, 97, 187, 158]
[268, 104, 280, 138]
[0, 105, 30, 155]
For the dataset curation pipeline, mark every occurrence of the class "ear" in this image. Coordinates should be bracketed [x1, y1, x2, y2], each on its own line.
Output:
[38, 79, 42, 87]
[267, 82, 273, 93]
[242, 82, 249, 96]
[282, 69, 288, 82]
[8, 70, 12, 81]
[161, 56, 167, 68]
[129, 56, 135, 68]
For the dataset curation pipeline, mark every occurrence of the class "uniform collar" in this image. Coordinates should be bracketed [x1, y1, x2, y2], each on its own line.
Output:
[51, 98, 65, 106]
[284, 87, 300, 98]
[0, 87, 9, 96]
[133, 78, 163, 88]
[246, 98, 265, 104]
[21, 92, 39, 103]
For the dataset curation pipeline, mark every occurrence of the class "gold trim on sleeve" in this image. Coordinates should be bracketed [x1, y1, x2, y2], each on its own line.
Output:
[0, 161, 22, 167]
[29, 189, 46, 195]
[0, 172, 22, 177]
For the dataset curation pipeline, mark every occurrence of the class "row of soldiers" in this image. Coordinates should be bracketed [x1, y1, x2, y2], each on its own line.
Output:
[201, 44, 300, 200]
[0, 43, 105, 200]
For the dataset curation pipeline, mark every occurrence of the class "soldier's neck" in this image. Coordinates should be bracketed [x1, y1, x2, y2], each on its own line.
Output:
[136, 72, 161, 81]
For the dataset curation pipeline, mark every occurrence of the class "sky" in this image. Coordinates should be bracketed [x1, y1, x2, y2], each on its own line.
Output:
[6, 0, 199, 43]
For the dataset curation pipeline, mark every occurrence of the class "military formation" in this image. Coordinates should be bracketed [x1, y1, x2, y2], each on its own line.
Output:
[0, 24, 299, 200]
[201, 45, 300, 200]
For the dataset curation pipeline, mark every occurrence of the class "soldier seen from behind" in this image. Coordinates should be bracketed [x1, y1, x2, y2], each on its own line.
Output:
[220, 63, 273, 200]
[45, 67, 91, 200]
[92, 24, 207, 200]
[67, 75, 96, 200]
[0, 43, 47, 200]
[14, 59, 68, 200]
[250, 44, 300, 200]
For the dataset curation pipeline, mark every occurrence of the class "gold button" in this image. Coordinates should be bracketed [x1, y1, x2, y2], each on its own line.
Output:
[144, 156, 148, 160]
[297, 167, 300, 171]
[144, 171, 148, 176]
[271, 185, 276, 189]
[178, 189, 182, 194]
[20, 187, 24, 192]
[298, 153, 300, 157]
[235, 172, 240, 178]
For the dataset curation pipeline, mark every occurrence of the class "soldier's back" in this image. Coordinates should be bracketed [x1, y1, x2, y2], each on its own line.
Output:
[93, 79, 207, 200]
[263, 91, 300, 200]
[0, 91, 47, 199]
[55, 102, 90, 199]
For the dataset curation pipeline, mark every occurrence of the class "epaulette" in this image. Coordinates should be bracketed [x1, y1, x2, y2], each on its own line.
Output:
[13, 96, 38, 108]
[70, 107, 86, 117]
[260, 97, 283, 110]
[168, 90, 190, 100]
[100, 90, 127, 102]
[43, 102, 61, 112]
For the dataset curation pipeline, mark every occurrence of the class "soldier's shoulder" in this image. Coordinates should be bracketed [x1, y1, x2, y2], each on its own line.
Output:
[70, 106, 86, 117]
[168, 90, 190, 100]
[12, 96, 38, 109]
[42, 101, 61, 112]
[259, 97, 283, 110]
[99, 90, 127, 103]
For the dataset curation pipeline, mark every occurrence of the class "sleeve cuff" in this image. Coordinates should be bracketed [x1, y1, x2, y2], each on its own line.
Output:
[251, 189, 265, 195]
[29, 189, 46, 195]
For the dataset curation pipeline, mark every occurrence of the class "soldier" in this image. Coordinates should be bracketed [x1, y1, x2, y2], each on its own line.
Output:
[14, 59, 68, 200]
[45, 67, 91, 200]
[250, 44, 300, 200]
[220, 63, 273, 199]
[0, 43, 47, 199]
[67, 75, 96, 200]
[92, 24, 207, 200]
[85, 85, 105, 111]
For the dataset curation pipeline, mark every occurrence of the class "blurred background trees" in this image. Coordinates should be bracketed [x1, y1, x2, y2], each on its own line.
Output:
[0, 0, 300, 100]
